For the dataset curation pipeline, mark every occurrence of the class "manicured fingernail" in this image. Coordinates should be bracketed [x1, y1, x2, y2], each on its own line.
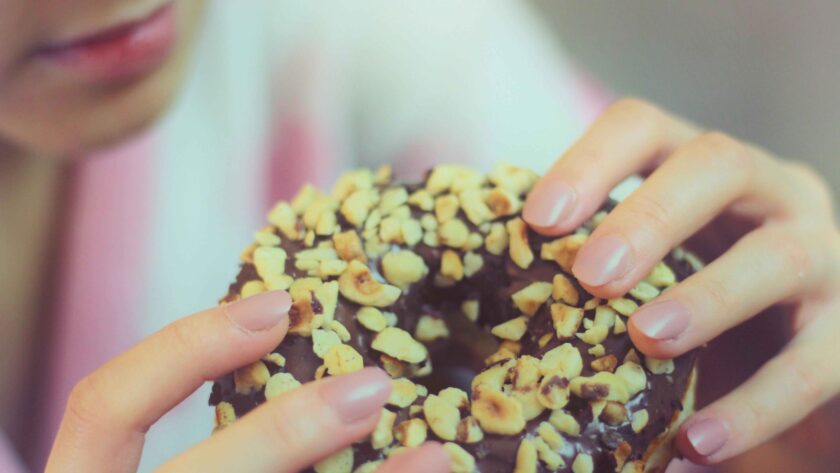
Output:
[686, 418, 730, 457]
[321, 368, 391, 423]
[226, 290, 292, 332]
[572, 234, 633, 286]
[631, 299, 691, 340]
[523, 182, 577, 228]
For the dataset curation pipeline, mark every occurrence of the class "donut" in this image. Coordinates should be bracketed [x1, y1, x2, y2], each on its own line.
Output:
[208, 164, 702, 473]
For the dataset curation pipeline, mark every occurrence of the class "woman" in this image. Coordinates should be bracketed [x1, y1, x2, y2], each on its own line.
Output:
[1, 1, 838, 472]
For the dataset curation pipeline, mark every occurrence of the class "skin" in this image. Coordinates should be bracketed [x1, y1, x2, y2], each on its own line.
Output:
[0, 1, 449, 471]
[523, 98, 840, 468]
[1, 1, 836, 471]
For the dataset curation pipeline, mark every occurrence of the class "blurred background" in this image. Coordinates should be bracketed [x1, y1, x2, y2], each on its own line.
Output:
[535, 0, 840, 199]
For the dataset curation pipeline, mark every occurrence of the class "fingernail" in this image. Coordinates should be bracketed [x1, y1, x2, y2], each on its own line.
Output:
[321, 367, 392, 423]
[632, 299, 691, 340]
[226, 290, 292, 332]
[572, 234, 633, 286]
[686, 418, 730, 457]
[523, 182, 577, 228]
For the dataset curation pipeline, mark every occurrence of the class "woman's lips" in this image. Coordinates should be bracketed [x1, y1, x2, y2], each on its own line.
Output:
[35, 3, 177, 83]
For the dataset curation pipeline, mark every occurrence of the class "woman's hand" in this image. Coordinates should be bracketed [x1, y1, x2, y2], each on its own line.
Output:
[523, 98, 840, 465]
[45, 290, 449, 473]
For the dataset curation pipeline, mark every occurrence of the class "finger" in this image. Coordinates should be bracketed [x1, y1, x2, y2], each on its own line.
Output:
[523, 98, 698, 235]
[628, 225, 827, 359]
[45, 290, 292, 473]
[159, 368, 392, 473]
[376, 442, 450, 473]
[571, 131, 806, 295]
[675, 307, 840, 464]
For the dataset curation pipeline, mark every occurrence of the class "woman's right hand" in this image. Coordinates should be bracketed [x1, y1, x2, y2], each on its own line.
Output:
[44, 290, 449, 473]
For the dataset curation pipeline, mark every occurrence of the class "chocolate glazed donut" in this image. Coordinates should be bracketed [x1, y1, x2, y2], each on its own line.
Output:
[208, 164, 702, 473]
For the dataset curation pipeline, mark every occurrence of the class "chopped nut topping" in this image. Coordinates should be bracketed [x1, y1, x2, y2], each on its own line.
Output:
[371, 408, 397, 449]
[506, 218, 534, 269]
[438, 218, 469, 248]
[551, 303, 584, 339]
[645, 261, 676, 287]
[624, 348, 642, 365]
[262, 352, 286, 367]
[534, 436, 565, 470]
[356, 307, 387, 332]
[511, 356, 541, 391]
[471, 389, 526, 435]
[333, 169, 374, 200]
[379, 187, 409, 215]
[609, 298, 638, 316]
[214, 402, 236, 431]
[631, 409, 649, 433]
[569, 372, 630, 403]
[341, 189, 377, 227]
[379, 215, 404, 244]
[461, 299, 479, 322]
[587, 344, 606, 357]
[577, 324, 609, 345]
[488, 163, 538, 195]
[312, 328, 342, 358]
[600, 400, 628, 425]
[324, 344, 364, 375]
[319, 259, 348, 277]
[541, 234, 587, 272]
[434, 194, 460, 223]
[381, 250, 429, 289]
[395, 418, 428, 447]
[438, 387, 469, 410]
[443, 442, 476, 473]
[240, 280, 266, 299]
[234, 361, 270, 394]
[267, 201, 302, 240]
[415, 315, 450, 342]
[630, 280, 660, 303]
[572, 452, 594, 473]
[645, 356, 675, 374]
[537, 333, 553, 348]
[514, 438, 537, 473]
[537, 421, 564, 450]
[591, 354, 619, 373]
[537, 372, 571, 409]
[352, 461, 382, 473]
[549, 409, 581, 436]
[388, 378, 418, 408]
[333, 230, 367, 262]
[511, 281, 553, 316]
[462, 252, 484, 277]
[472, 359, 514, 395]
[254, 226, 281, 247]
[485, 187, 522, 217]
[485, 222, 509, 255]
[374, 164, 393, 185]
[615, 362, 647, 398]
[379, 354, 409, 378]
[371, 327, 429, 364]
[401, 219, 423, 245]
[253, 246, 289, 290]
[424, 394, 461, 441]
[460, 188, 495, 225]
[264, 372, 301, 400]
[614, 317, 628, 334]
[551, 274, 579, 305]
[326, 320, 351, 342]
[408, 189, 434, 211]
[594, 305, 617, 328]
[339, 260, 401, 307]
[621, 460, 645, 473]
[539, 343, 583, 378]
[491, 316, 528, 341]
[440, 250, 464, 281]
[315, 281, 339, 322]
[314, 447, 354, 473]
[456, 416, 484, 443]
[614, 441, 632, 472]
[420, 213, 437, 231]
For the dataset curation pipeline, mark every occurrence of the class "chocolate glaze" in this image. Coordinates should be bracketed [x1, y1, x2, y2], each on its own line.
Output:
[209, 185, 698, 473]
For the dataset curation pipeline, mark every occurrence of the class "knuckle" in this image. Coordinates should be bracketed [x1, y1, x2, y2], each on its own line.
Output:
[165, 317, 204, 357]
[695, 131, 755, 176]
[260, 403, 308, 452]
[695, 275, 733, 317]
[66, 375, 111, 432]
[623, 193, 673, 239]
[764, 228, 812, 281]
[783, 350, 826, 404]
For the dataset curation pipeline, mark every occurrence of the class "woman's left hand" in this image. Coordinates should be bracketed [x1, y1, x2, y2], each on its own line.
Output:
[522, 98, 840, 465]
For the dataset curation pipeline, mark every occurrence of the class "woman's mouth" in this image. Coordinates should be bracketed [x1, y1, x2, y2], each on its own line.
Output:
[34, 3, 177, 83]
